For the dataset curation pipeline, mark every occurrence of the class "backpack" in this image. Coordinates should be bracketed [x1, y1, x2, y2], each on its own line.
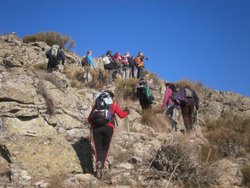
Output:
[171, 87, 193, 104]
[50, 45, 60, 59]
[185, 88, 193, 98]
[90, 92, 113, 127]
[138, 84, 154, 103]
[81, 56, 89, 67]
[102, 56, 111, 65]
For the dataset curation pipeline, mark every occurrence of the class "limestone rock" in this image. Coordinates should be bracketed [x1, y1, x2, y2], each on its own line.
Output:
[208, 159, 242, 186]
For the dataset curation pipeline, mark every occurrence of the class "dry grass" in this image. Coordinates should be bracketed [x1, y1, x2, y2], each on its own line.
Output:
[30, 62, 47, 71]
[88, 68, 109, 89]
[204, 112, 250, 158]
[23, 31, 75, 49]
[141, 107, 171, 133]
[198, 145, 219, 163]
[47, 173, 67, 188]
[37, 81, 56, 115]
[64, 64, 85, 89]
[241, 164, 250, 187]
[115, 78, 138, 100]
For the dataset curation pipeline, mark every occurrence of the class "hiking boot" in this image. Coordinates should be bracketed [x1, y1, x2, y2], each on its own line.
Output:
[96, 161, 103, 179]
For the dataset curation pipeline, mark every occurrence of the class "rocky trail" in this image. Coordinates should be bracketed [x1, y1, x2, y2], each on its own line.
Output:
[0, 34, 250, 188]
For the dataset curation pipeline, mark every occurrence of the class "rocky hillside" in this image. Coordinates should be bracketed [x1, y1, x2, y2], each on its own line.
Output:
[0, 34, 250, 188]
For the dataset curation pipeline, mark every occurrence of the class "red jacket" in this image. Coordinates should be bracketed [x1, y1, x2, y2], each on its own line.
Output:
[88, 102, 129, 128]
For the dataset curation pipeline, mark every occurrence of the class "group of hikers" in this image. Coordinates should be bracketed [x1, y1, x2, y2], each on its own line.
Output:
[45, 45, 148, 81]
[45, 44, 199, 180]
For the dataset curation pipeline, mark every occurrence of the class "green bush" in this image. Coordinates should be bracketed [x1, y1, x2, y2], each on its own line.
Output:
[23, 31, 75, 49]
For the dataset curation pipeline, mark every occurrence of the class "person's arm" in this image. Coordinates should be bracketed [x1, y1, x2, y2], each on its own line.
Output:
[113, 102, 129, 118]
[87, 105, 95, 124]
[60, 50, 65, 65]
[87, 55, 96, 68]
[193, 91, 199, 110]
[46, 50, 50, 58]
[161, 88, 171, 108]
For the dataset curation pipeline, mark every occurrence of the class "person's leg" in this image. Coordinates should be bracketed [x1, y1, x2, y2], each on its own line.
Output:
[187, 102, 194, 130]
[137, 67, 141, 79]
[100, 126, 114, 166]
[92, 127, 103, 163]
[181, 103, 190, 131]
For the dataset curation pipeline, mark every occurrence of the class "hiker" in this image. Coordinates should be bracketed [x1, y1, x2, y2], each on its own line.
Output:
[81, 50, 96, 82]
[81, 50, 96, 68]
[121, 52, 131, 79]
[134, 51, 148, 79]
[136, 78, 154, 110]
[88, 90, 129, 179]
[102, 50, 117, 83]
[127, 54, 135, 78]
[173, 86, 199, 132]
[46, 44, 65, 72]
[113, 52, 123, 77]
[161, 82, 178, 130]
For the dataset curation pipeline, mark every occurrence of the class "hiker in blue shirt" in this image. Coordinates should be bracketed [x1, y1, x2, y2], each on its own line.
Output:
[86, 50, 96, 68]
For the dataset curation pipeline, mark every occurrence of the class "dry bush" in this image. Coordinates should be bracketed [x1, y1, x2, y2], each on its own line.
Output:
[31, 62, 47, 71]
[47, 173, 67, 188]
[241, 164, 250, 187]
[204, 112, 250, 158]
[87, 68, 110, 89]
[141, 108, 170, 133]
[115, 78, 138, 100]
[198, 145, 219, 163]
[64, 64, 85, 89]
[23, 31, 75, 49]
[37, 81, 56, 115]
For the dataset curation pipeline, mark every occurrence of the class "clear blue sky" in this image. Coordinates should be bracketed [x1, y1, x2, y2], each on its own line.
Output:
[1, 0, 250, 96]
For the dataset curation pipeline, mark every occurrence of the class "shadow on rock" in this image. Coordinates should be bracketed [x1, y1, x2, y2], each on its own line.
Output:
[72, 137, 94, 174]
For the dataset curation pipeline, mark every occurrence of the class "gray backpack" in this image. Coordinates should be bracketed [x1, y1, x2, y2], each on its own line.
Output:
[50, 45, 60, 58]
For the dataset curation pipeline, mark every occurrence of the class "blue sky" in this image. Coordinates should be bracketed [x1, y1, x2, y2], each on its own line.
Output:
[1, 0, 250, 96]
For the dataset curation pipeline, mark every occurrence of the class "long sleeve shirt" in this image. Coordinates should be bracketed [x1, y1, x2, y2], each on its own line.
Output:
[87, 54, 96, 68]
[161, 87, 174, 108]
[88, 102, 129, 128]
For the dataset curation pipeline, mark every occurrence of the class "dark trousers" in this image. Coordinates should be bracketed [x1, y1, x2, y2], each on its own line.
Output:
[140, 100, 151, 110]
[180, 101, 194, 131]
[93, 126, 113, 166]
[137, 67, 143, 79]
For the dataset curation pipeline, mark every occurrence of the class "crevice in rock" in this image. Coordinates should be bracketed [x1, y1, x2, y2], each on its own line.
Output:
[16, 115, 39, 121]
[0, 98, 33, 105]
[0, 145, 12, 163]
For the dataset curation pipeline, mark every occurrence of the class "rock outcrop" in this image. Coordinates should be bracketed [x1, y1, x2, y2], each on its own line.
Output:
[0, 34, 249, 187]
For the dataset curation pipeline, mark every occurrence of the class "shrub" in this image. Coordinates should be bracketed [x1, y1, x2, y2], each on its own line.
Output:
[87, 68, 110, 89]
[30, 62, 47, 71]
[23, 31, 75, 49]
[241, 164, 250, 187]
[204, 112, 250, 158]
[115, 78, 138, 100]
[141, 108, 170, 133]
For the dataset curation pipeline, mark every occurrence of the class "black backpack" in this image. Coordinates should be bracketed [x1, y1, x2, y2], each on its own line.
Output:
[81, 56, 90, 67]
[90, 92, 113, 127]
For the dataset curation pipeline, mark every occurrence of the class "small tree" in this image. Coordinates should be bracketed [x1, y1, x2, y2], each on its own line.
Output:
[23, 31, 75, 49]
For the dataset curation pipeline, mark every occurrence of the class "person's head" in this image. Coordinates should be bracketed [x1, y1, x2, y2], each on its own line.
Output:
[125, 52, 130, 57]
[104, 90, 114, 98]
[106, 50, 112, 56]
[138, 51, 143, 57]
[165, 81, 170, 87]
[87, 50, 93, 55]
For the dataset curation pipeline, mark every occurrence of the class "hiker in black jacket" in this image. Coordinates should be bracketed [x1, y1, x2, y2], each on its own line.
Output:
[46, 44, 65, 72]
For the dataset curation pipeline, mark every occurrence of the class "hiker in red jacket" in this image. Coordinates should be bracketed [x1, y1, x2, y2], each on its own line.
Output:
[88, 90, 129, 179]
